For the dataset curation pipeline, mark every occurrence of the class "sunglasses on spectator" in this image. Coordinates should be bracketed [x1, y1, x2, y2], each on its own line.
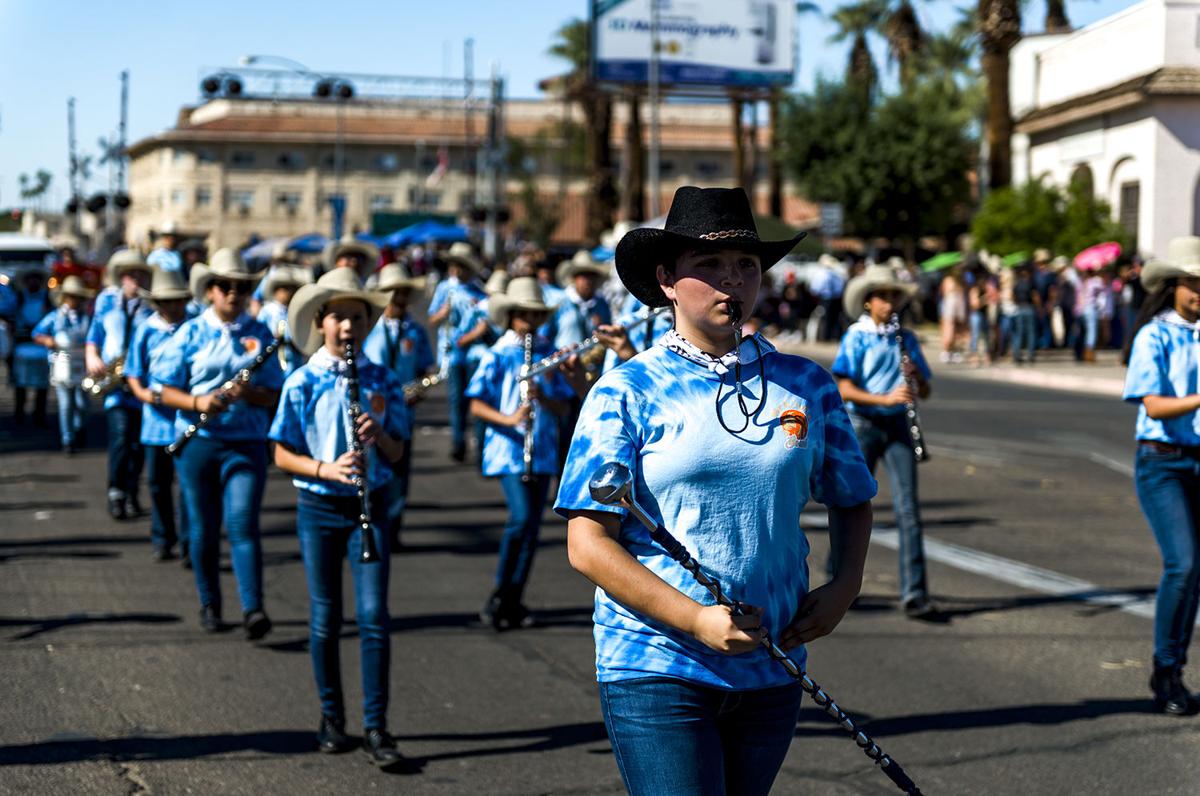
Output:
[212, 279, 247, 295]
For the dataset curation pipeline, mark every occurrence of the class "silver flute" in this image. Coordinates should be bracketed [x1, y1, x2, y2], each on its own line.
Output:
[891, 312, 929, 462]
[519, 332, 537, 483]
[518, 306, 671, 382]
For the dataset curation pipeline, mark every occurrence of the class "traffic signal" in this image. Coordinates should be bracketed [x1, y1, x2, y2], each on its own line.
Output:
[114, 193, 131, 209]
[86, 194, 107, 213]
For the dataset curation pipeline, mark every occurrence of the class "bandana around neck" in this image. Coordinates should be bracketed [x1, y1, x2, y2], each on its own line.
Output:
[309, 346, 352, 375]
[202, 308, 250, 335]
[850, 314, 902, 337]
[1156, 309, 1200, 339]
[662, 328, 773, 377]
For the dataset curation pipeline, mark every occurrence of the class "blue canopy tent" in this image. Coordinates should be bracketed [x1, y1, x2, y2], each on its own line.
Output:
[383, 220, 468, 248]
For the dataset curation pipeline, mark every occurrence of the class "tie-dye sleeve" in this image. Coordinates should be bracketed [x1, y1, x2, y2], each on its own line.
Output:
[254, 327, 285, 390]
[268, 373, 309, 453]
[149, 327, 189, 390]
[809, 369, 876, 508]
[554, 377, 641, 519]
[829, 332, 860, 381]
[1124, 325, 1169, 402]
[464, 349, 499, 405]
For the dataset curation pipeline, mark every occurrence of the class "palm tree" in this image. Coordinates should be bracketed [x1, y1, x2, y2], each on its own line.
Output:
[548, 19, 616, 245]
[829, 0, 887, 99]
[1045, 0, 1070, 33]
[977, 0, 1021, 189]
[882, 0, 926, 88]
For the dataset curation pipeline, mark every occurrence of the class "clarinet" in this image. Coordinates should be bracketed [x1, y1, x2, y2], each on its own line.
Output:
[167, 338, 281, 456]
[343, 340, 381, 564]
[892, 312, 929, 462]
[519, 332, 536, 484]
[518, 306, 670, 382]
[402, 370, 446, 402]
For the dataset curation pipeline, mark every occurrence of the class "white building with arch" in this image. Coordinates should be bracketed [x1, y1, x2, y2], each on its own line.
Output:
[1010, 0, 1200, 257]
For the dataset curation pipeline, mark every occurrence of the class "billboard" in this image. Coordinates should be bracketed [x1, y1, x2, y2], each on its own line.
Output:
[592, 0, 795, 89]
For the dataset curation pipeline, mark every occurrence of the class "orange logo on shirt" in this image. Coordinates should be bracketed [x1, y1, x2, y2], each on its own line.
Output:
[370, 393, 387, 416]
[776, 401, 809, 450]
[241, 336, 260, 355]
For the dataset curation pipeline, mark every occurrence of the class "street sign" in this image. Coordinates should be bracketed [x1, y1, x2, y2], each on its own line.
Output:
[819, 203, 844, 238]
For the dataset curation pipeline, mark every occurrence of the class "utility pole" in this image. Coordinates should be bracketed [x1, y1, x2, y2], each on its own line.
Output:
[118, 70, 129, 192]
[483, 68, 505, 263]
[647, 0, 662, 218]
[68, 98, 80, 237]
[464, 38, 476, 206]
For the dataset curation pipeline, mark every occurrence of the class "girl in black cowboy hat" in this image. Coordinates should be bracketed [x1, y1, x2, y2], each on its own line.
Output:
[555, 187, 877, 795]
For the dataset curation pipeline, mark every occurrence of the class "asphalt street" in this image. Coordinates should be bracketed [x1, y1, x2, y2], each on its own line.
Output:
[1, 350, 1195, 796]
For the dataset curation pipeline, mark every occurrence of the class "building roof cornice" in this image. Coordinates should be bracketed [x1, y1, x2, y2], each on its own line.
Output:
[1015, 66, 1200, 135]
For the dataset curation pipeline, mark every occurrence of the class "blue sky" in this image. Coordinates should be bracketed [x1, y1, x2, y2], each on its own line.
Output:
[0, 0, 1138, 210]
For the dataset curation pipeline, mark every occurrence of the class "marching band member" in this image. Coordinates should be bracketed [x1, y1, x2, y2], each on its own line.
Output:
[86, 250, 153, 519]
[323, 236, 378, 282]
[269, 269, 409, 766]
[556, 187, 876, 795]
[146, 221, 183, 276]
[467, 277, 574, 630]
[831, 262, 937, 620]
[427, 242, 487, 462]
[1122, 236, 1200, 715]
[362, 263, 433, 548]
[553, 250, 612, 351]
[32, 275, 94, 453]
[12, 267, 54, 427]
[124, 269, 193, 562]
[151, 249, 283, 637]
[256, 264, 312, 377]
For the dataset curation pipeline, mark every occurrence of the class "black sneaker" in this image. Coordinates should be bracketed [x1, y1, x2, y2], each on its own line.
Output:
[317, 715, 354, 754]
[502, 602, 537, 630]
[362, 728, 404, 769]
[450, 444, 466, 463]
[1151, 665, 1195, 715]
[125, 496, 145, 518]
[902, 596, 941, 621]
[151, 546, 175, 563]
[108, 497, 127, 521]
[181, 552, 193, 570]
[199, 605, 221, 633]
[480, 592, 503, 631]
[243, 610, 272, 641]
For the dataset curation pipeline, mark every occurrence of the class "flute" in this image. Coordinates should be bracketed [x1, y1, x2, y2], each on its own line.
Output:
[891, 312, 929, 462]
[343, 340, 382, 564]
[519, 332, 536, 484]
[167, 338, 281, 456]
[518, 306, 670, 382]
[402, 370, 446, 402]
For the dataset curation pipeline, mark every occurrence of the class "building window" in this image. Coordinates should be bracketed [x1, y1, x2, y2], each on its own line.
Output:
[277, 151, 306, 170]
[171, 189, 187, 207]
[373, 153, 399, 172]
[172, 149, 188, 165]
[228, 189, 255, 215]
[696, 160, 722, 179]
[322, 153, 353, 170]
[407, 186, 440, 209]
[1119, 181, 1140, 249]
[196, 150, 217, 164]
[276, 191, 302, 215]
[659, 160, 675, 177]
[195, 186, 213, 207]
[369, 193, 394, 211]
[230, 151, 256, 168]
[1070, 163, 1094, 196]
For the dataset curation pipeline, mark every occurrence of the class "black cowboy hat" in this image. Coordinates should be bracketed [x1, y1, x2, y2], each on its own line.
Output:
[615, 186, 806, 308]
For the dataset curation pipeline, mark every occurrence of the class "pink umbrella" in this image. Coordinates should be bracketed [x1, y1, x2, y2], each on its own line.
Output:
[1074, 241, 1122, 271]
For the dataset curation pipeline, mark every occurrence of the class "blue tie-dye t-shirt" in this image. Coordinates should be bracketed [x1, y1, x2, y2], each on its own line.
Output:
[86, 294, 154, 410]
[149, 309, 284, 441]
[555, 335, 877, 689]
[1124, 311, 1200, 446]
[256, 300, 305, 377]
[269, 347, 411, 497]
[553, 287, 612, 351]
[465, 331, 576, 477]
[830, 315, 932, 418]
[124, 313, 185, 446]
[363, 314, 436, 388]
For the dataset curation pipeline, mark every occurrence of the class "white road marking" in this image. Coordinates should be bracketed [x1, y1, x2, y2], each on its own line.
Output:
[1087, 450, 1135, 478]
[800, 513, 1160, 622]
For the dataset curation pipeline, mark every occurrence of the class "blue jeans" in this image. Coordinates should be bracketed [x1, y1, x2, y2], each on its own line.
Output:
[145, 445, 188, 554]
[177, 436, 268, 614]
[968, 311, 989, 357]
[448, 361, 469, 450]
[847, 412, 928, 604]
[598, 677, 805, 796]
[495, 473, 552, 602]
[1135, 445, 1200, 670]
[382, 436, 413, 539]
[296, 489, 392, 729]
[55, 385, 87, 447]
[105, 405, 144, 501]
[1080, 306, 1099, 350]
[1012, 306, 1037, 362]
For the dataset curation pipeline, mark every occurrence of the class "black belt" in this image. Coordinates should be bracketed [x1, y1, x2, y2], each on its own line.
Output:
[1139, 440, 1200, 457]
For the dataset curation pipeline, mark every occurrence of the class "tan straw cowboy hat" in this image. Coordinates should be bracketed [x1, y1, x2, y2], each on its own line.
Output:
[556, 249, 610, 287]
[287, 268, 391, 355]
[444, 241, 485, 277]
[376, 263, 426, 292]
[843, 262, 918, 317]
[262, 265, 313, 299]
[140, 269, 192, 303]
[189, 248, 263, 302]
[1143, 236, 1200, 293]
[488, 277, 553, 328]
[323, 236, 379, 280]
[484, 269, 511, 296]
[105, 248, 152, 286]
[57, 275, 96, 300]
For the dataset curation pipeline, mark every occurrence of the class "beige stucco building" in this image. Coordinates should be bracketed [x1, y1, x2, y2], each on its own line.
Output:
[126, 95, 816, 250]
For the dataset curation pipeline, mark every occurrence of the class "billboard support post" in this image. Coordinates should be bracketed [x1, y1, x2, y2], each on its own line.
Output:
[647, 0, 661, 219]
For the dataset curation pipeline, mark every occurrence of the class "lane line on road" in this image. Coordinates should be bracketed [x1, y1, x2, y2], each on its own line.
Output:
[801, 513, 1158, 621]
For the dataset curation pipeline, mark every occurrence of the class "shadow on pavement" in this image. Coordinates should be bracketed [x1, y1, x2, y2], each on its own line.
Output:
[0, 473, 81, 485]
[795, 697, 1151, 738]
[0, 550, 119, 564]
[0, 534, 149, 549]
[0, 500, 89, 512]
[1, 612, 181, 641]
[0, 730, 313, 765]
[932, 588, 1156, 620]
[397, 721, 608, 764]
[391, 606, 593, 633]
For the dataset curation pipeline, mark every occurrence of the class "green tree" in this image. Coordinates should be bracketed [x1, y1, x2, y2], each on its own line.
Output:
[829, 0, 887, 101]
[18, 169, 52, 202]
[970, 179, 1130, 256]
